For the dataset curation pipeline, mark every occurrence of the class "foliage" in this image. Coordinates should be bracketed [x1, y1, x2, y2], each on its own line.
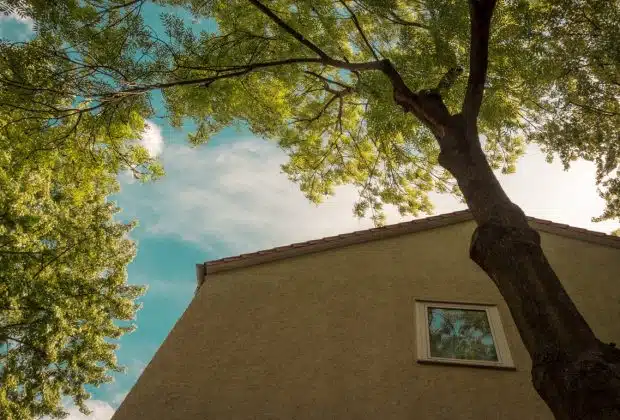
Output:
[0, 31, 157, 420]
[0, 0, 617, 224]
[1, 0, 615, 225]
[520, 0, 620, 223]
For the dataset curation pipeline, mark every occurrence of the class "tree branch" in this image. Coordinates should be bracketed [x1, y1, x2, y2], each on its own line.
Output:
[351, 0, 430, 30]
[303, 71, 352, 90]
[435, 66, 464, 92]
[379, 60, 451, 137]
[9, 0, 447, 145]
[100, 0, 145, 13]
[339, 0, 380, 61]
[248, 0, 330, 59]
[32, 238, 85, 281]
[100, 56, 381, 99]
[245, 0, 451, 136]
[101, 58, 325, 94]
[385, 11, 430, 30]
[246, 0, 383, 73]
[462, 0, 498, 127]
[5, 336, 48, 359]
[292, 84, 354, 125]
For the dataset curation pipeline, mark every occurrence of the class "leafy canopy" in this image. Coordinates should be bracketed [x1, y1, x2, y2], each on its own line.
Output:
[0, 18, 157, 420]
[0, 106, 146, 418]
[1, 0, 618, 224]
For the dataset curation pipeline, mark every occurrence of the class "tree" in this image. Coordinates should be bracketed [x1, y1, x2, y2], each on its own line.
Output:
[0, 0, 618, 418]
[0, 35, 159, 419]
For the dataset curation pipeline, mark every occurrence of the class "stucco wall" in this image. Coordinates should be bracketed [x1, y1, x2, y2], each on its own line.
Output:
[113, 221, 620, 420]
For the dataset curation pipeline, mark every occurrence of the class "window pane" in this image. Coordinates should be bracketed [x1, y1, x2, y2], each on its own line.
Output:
[427, 307, 498, 361]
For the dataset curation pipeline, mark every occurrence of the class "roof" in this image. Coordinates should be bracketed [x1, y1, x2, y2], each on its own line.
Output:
[196, 210, 620, 288]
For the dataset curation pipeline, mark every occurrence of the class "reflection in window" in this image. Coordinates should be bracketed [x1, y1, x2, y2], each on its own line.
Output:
[427, 307, 498, 361]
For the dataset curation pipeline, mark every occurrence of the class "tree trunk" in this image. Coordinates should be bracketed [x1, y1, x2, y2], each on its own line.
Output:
[436, 114, 620, 419]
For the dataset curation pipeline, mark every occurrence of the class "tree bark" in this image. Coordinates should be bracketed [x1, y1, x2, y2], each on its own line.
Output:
[436, 114, 620, 420]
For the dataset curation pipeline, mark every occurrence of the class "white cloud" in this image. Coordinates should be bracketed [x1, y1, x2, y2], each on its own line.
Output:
[0, 12, 35, 40]
[0, 11, 34, 27]
[40, 400, 115, 420]
[118, 136, 618, 255]
[139, 120, 164, 157]
[120, 138, 436, 254]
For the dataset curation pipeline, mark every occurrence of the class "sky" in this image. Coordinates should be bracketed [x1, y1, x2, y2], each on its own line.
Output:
[2, 7, 619, 419]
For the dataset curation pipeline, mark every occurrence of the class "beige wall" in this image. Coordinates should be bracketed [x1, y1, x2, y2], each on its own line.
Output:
[113, 221, 620, 420]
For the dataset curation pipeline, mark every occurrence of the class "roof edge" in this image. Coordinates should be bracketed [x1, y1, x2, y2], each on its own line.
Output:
[204, 210, 473, 276]
[528, 217, 620, 249]
[198, 210, 620, 278]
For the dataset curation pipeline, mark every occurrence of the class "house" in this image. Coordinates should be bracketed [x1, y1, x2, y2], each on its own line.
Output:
[112, 210, 620, 420]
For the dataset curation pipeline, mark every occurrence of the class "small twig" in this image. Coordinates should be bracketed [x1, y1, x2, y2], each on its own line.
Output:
[303, 71, 352, 89]
[339, 0, 380, 61]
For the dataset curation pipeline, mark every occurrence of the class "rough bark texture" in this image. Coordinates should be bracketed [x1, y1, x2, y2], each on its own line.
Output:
[439, 115, 620, 420]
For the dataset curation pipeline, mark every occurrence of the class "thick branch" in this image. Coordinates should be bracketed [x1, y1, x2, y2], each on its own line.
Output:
[462, 0, 497, 127]
[380, 60, 452, 137]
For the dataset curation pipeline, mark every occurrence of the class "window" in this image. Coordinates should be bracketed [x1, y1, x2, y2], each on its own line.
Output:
[415, 300, 514, 369]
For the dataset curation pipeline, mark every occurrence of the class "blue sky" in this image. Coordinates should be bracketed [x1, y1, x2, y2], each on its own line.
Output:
[2, 7, 619, 419]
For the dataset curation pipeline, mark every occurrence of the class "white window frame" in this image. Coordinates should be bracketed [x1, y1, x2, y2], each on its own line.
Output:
[415, 300, 515, 369]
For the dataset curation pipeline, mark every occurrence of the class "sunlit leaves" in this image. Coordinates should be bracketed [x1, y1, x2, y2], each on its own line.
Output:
[0, 102, 148, 417]
[0, 32, 150, 420]
[0, 121, 146, 418]
[2, 0, 619, 220]
[3, 0, 618, 224]
[150, 0, 475, 222]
